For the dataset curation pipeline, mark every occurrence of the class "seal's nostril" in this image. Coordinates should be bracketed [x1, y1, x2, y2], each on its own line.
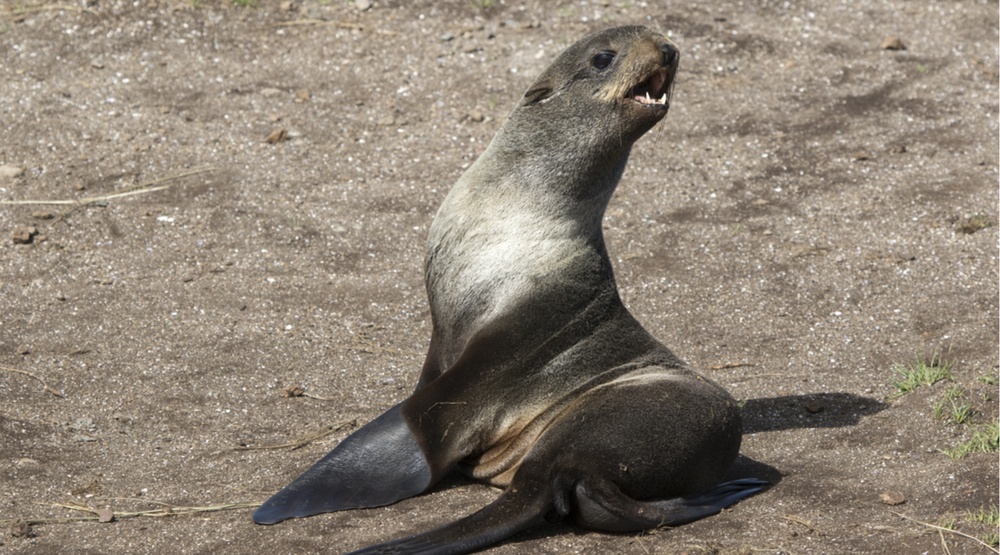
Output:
[659, 42, 679, 66]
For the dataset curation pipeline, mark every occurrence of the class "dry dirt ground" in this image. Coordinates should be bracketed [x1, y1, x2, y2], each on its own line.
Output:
[1, 1, 998, 554]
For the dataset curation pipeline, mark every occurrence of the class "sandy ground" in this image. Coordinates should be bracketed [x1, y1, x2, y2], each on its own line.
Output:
[1, 1, 998, 554]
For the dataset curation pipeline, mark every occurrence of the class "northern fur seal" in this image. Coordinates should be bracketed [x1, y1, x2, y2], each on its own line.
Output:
[254, 25, 766, 554]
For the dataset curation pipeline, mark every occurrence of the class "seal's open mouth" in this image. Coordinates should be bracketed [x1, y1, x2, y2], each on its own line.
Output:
[627, 69, 671, 108]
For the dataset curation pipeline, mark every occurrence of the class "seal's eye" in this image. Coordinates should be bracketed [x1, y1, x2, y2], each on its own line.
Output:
[591, 51, 616, 70]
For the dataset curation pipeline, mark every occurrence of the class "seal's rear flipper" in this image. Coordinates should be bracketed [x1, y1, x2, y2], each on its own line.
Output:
[342, 479, 553, 555]
[253, 403, 434, 525]
[575, 478, 769, 532]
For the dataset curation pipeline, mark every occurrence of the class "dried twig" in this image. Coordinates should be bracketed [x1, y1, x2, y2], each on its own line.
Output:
[232, 419, 357, 451]
[281, 384, 334, 401]
[891, 511, 1000, 554]
[710, 362, 756, 370]
[782, 514, 817, 532]
[0, 364, 64, 397]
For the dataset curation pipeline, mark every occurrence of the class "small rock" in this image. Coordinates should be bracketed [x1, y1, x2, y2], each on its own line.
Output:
[279, 0, 294, 11]
[956, 215, 994, 234]
[97, 507, 115, 523]
[295, 88, 311, 102]
[282, 385, 306, 398]
[0, 164, 24, 178]
[264, 128, 289, 144]
[440, 32, 455, 42]
[9, 519, 32, 538]
[15, 458, 39, 468]
[881, 37, 906, 51]
[804, 400, 824, 413]
[354, 0, 372, 10]
[31, 210, 54, 220]
[11, 226, 38, 245]
[72, 181, 86, 191]
[879, 491, 906, 505]
[16, 344, 30, 355]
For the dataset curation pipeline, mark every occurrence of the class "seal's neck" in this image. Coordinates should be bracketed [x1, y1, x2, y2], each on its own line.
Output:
[458, 115, 633, 231]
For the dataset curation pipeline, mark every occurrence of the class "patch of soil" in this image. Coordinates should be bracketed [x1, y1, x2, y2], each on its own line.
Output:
[1, 1, 997, 554]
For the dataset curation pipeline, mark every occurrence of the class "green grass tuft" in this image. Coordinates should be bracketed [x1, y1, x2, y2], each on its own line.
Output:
[891, 353, 954, 398]
[944, 419, 1000, 459]
[933, 386, 974, 424]
[966, 505, 999, 547]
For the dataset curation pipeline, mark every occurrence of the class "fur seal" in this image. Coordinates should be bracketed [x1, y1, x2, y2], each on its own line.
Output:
[253, 25, 766, 554]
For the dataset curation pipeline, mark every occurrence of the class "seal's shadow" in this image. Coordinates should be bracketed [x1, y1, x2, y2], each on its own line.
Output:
[740, 391, 889, 434]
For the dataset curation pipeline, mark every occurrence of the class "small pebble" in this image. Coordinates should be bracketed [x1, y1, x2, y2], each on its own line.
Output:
[11, 226, 38, 245]
[879, 490, 906, 505]
[881, 36, 906, 50]
[9, 519, 32, 538]
[264, 128, 289, 144]
[0, 164, 24, 178]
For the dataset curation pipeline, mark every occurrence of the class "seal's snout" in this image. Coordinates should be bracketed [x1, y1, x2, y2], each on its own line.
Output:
[659, 41, 679, 67]
[617, 35, 678, 111]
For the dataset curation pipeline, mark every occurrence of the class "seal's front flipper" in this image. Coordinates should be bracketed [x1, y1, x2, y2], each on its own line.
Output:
[575, 478, 769, 532]
[253, 403, 434, 525]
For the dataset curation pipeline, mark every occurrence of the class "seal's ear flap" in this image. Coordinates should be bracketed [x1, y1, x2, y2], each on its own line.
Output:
[522, 78, 556, 105]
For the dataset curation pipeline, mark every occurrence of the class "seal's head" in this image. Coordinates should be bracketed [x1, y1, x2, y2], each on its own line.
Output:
[518, 26, 678, 145]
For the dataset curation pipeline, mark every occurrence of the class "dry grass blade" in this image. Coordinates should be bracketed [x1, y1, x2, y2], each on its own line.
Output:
[55, 501, 262, 519]
[0, 166, 214, 209]
[2, 4, 95, 16]
[232, 419, 357, 451]
[0, 501, 261, 528]
[782, 514, 817, 532]
[270, 18, 363, 29]
[710, 362, 756, 370]
[0, 364, 64, 397]
[891, 511, 1000, 554]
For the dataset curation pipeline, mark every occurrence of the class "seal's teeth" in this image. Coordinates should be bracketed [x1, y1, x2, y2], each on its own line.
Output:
[659, 92, 668, 104]
[645, 91, 652, 102]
